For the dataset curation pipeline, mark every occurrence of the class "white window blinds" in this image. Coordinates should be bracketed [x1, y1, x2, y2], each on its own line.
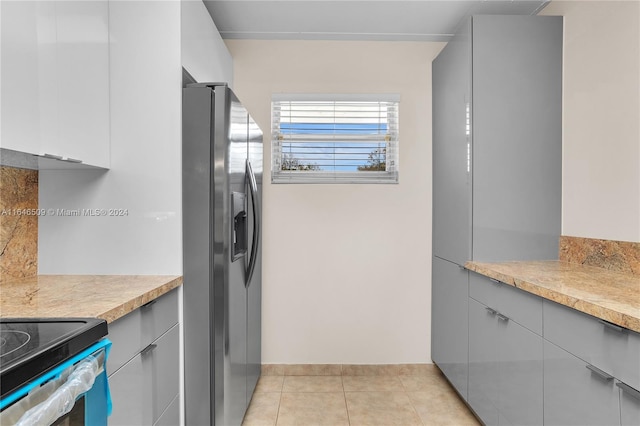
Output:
[271, 95, 399, 183]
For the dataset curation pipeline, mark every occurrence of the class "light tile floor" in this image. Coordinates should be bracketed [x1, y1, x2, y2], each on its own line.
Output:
[242, 365, 480, 426]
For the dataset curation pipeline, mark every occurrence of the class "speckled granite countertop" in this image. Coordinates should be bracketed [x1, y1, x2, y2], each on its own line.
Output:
[0, 275, 182, 323]
[465, 260, 640, 333]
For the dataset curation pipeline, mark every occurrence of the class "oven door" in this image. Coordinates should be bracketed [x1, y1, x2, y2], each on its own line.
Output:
[0, 339, 112, 426]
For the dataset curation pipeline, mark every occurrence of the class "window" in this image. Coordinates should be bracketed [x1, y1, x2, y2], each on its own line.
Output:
[271, 94, 399, 183]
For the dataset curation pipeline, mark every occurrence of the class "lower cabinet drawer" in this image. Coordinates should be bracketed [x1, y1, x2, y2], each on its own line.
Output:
[108, 324, 180, 425]
[155, 394, 180, 426]
[469, 272, 542, 335]
[543, 299, 640, 390]
[468, 296, 543, 426]
[150, 324, 180, 421]
[619, 382, 640, 426]
[107, 289, 179, 374]
[544, 340, 620, 426]
[109, 353, 147, 425]
[469, 272, 500, 312]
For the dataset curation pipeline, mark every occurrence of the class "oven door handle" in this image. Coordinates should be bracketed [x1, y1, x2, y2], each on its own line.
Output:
[14, 352, 103, 426]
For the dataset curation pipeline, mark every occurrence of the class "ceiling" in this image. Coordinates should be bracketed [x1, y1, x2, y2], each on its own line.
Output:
[202, 0, 550, 42]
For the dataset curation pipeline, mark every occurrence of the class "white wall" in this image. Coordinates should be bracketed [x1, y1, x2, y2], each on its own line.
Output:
[226, 40, 445, 364]
[39, 1, 183, 274]
[181, 0, 233, 85]
[541, 0, 640, 243]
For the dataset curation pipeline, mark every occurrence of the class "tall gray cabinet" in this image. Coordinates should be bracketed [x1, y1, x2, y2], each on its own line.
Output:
[431, 14, 562, 423]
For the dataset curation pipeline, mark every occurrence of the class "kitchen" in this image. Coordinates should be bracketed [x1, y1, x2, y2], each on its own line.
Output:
[1, 0, 638, 425]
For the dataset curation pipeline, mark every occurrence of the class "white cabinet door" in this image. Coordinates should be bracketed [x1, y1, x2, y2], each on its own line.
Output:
[51, 0, 110, 168]
[0, 1, 109, 168]
[0, 1, 53, 155]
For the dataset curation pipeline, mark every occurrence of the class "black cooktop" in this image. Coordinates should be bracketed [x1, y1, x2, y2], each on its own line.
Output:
[0, 318, 107, 399]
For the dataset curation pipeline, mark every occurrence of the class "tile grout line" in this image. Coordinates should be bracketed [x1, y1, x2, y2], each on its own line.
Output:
[274, 389, 282, 426]
[274, 375, 283, 426]
[341, 375, 353, 426]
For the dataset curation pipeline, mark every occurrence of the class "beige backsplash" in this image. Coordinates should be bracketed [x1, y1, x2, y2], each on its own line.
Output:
[0, 166, 38, 282]
[559, 235, 640, 275]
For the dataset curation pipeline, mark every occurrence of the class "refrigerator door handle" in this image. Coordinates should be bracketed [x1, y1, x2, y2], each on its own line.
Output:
[245, 159, 260, 287]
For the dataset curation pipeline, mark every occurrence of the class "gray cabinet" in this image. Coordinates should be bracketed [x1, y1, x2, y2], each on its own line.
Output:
[432, 19, 472, 266]
[468, 297, 499, 425]
[543, 299, 640, 426]
[431, 257, 469, 398]
[468, 274, 543, 426]
[470, 16, 562, 262]
[155, 395, 180, 426]
[431, 15, 562, 408]
[619, 382, 640, 426]
[432, 14, 562, 265]
[499, 316, 543, 426]
[544, 340, 620, 426]
[544, 299, 640, 391]
[107, 289, 180, 426]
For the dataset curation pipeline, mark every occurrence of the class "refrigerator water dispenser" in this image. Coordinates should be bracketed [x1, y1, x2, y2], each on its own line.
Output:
[232, 191, 247, 261]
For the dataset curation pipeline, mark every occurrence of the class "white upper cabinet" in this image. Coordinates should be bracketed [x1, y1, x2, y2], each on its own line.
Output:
[1, 1, 110, 169]
[49, 0, 110, 168]
[1, 1, 44, 156]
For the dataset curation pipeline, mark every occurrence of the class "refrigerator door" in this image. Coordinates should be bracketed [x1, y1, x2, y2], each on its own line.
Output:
[183, 85, 216, 426]
[246, 113, 263, 404]
[215, 86, 249, 426]
[183, 83, 261, 426]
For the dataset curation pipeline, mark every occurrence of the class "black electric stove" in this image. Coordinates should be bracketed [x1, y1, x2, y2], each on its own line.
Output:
[0, 318, 107, 399]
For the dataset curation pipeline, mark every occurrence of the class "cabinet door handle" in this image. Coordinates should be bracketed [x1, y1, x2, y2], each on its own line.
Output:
[141, 343, 157, 357]
[63, 157, 82, 164]
[489, 278, 501, 286]
[42, 153, 63, 160]
[586, 364, 614, 381]
[485, 307, 497, 315]
[616, 382, 640, 400]
[458, 264, 466, 271]
[497, 313, 509, 322]
[598, 319, 626, 333]
[141, 299, 157, 309]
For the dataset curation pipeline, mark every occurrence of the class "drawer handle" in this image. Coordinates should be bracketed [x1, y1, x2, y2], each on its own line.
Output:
[489, 278, 502, 285]
[141, 343, 157, 357]
[458, 264, 466, 270]
[497, 313, 509, 322]
[616, 382, 640, 400]
[141, 299, 157, 309]
[586, 364, 614, 381]
[598, 319, 626, 333]
[485, 307, 497, 315]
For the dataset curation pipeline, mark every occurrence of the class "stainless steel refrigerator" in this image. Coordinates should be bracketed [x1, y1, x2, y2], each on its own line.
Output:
[182, 83, 262, 426]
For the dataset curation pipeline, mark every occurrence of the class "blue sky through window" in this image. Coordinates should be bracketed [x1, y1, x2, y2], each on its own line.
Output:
[280, 123, 388, 134]
[280, 122, 388, 171]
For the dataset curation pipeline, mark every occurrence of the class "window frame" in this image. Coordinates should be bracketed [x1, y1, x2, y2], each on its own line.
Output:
[271, 94, 400, 184]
